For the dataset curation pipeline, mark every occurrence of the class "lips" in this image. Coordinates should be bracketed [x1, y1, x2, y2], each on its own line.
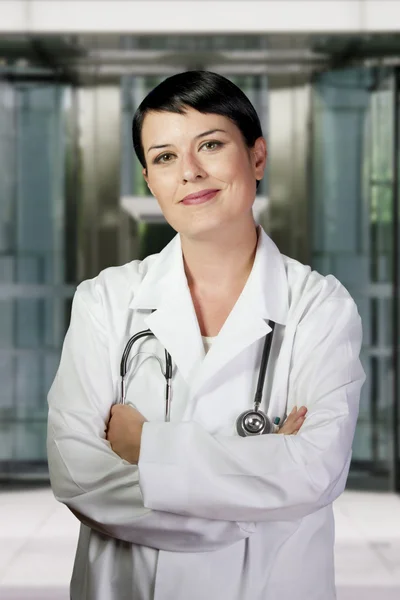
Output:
[181, 189, 220, 205]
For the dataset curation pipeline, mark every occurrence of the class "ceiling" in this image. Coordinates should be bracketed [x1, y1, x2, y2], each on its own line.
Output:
[0, 33, 399, 80]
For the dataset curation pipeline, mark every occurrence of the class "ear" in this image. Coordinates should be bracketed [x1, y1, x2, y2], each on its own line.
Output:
[252, 137, 267, 181]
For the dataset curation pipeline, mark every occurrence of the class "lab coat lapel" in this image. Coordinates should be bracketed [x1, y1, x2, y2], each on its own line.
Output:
[128, 228, 289, 393]
[190, 229, 289, 396]
[190, 303, 272, 396]
[128, 234, 204, 385]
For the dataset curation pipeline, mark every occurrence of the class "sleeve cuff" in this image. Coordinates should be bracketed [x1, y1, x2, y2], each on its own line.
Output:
[137, 421, 189, 513]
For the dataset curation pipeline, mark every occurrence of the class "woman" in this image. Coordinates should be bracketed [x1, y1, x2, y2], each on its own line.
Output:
[47, 71, 365, 600]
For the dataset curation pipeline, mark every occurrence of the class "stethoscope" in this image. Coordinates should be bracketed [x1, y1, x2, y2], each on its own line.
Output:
[119, 320, 278, 437]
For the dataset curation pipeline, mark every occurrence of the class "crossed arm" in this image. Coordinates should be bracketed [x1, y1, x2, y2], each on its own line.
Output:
[47, 288, 262, 552]
[47, 282, 364, 550]
[105, 403, 307, 465]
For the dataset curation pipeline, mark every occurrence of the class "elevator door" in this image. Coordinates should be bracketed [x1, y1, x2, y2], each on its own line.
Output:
[312, 67, 399, 490]
[0, 81, 73, 478]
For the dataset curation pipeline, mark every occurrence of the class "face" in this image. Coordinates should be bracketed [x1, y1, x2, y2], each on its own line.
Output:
[141, 107, 267, 239]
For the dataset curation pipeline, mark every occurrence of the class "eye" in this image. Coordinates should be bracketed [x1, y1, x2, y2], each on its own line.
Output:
[201, 140, 224, 151]
[153, 152, 175, 164]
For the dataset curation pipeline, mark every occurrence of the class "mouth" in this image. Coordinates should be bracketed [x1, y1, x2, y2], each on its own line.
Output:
[180, 189, 220, 206]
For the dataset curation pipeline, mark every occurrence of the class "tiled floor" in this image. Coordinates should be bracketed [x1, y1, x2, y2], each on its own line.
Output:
[333, 491, 400, 599]
[0, 487, 399, 599]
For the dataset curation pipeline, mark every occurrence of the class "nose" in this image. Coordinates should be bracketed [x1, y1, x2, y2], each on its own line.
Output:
[181, 151, 207, 183]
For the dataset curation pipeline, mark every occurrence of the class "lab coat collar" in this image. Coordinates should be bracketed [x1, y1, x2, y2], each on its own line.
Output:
[129, 227, 288, 323]
[128, 227, 289, 389]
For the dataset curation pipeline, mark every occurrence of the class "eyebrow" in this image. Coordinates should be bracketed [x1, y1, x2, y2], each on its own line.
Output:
[147, 129, 228, 153]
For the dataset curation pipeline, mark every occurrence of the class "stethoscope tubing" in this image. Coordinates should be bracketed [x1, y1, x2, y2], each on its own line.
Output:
[254, 321, 275, 409]
[120, 329, 173, 418]
[119, 320, 276, 434]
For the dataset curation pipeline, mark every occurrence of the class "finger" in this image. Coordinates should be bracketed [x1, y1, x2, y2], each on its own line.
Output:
[283, 408, 297, 423]
[286, 407, 307, 424]
[278, 421, 298, 434]
[284, 412, 300, 426]
[294, 415, 306, 425]
[297, 406, 308, 417]
[291, 418, 306, 433]
[295, 415, 306, 428]
[290, 405, 307, 413]
[278, 412, 306, 434]
[111, 403, 129, 416]
[129, 406, 147, 420]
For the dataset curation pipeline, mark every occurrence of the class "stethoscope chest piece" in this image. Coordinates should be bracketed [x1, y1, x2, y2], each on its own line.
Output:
[236, 409, 272, 436]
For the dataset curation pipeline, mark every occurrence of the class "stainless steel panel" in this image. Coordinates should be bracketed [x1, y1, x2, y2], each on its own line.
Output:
[78, 83, 122, 280]
[268, 76, 311, 265]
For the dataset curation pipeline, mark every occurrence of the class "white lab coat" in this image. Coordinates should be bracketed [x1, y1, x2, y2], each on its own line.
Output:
[47, 227, 365, 600]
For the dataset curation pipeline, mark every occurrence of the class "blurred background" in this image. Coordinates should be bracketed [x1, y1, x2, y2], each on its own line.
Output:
[1, 1, 400, 598]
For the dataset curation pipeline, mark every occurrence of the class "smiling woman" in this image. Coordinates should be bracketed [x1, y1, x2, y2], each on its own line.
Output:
[47, 70, 365, 600]
[132, 71, 266, 242]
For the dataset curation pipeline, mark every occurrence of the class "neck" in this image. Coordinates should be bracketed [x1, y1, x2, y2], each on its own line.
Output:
[181, 219, 259, 294]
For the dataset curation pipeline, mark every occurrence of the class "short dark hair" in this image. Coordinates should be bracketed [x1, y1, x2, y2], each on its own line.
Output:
[132, 70, 264, 187]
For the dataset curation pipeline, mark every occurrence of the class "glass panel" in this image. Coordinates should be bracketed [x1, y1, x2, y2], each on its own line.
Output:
[0, 81, 70, 467]
[311, 67, 395, 489]
[367, 77, 395, 485]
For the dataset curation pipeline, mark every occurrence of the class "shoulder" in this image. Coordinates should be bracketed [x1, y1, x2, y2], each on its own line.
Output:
[73, 252, 159, 316]
[281, 253, 360, 328]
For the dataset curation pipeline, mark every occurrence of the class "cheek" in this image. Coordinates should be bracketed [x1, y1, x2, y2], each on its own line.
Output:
[210, 150, 253, 186]
[149, 173, 179, 207]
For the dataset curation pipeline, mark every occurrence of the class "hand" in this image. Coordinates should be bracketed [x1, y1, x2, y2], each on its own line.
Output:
[276, 406, 307, 435]
[106, 404, 147, 464]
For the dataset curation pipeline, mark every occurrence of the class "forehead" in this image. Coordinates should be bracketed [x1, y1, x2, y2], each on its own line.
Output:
[141, 107, 239, 144]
